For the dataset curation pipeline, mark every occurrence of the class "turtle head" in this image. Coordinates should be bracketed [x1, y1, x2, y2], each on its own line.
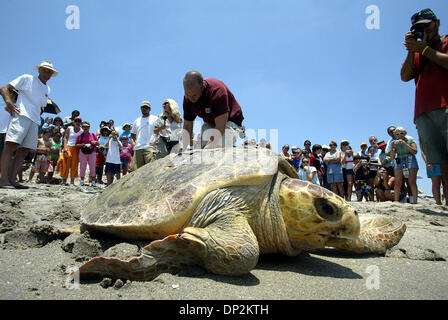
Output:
[279, 178, 360, 251]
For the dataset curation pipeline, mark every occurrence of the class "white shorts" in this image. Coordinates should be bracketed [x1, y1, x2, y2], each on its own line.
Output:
[5, 115, 38, 150]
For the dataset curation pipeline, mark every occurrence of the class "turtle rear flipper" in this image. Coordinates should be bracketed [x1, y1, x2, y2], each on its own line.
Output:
[77, 234, 199, 281]
[326, 216, 406, 254]
[78, 209, 260, 281]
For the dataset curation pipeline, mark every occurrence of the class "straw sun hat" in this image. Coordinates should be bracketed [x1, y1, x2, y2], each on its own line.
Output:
[33, 61, 59, 77]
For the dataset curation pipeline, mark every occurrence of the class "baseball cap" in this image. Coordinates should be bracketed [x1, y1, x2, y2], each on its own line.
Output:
[141, 100, 151, 108]
[322, 144, 329, 150]
[411, 8, 437, 30]
[340, 139, 349, 145]
[360, 142, 368, 147]
[377, 142, 387, 149]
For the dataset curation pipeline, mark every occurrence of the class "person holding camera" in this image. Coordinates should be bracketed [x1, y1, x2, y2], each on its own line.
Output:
[105, 130, 122, 186]
[75, 121, 99, 187]
[401, 8, 448, 197]
[353, 155, 374, 202]
[342, 146, 355, 201]
[374, 167, 395, 202]
[389, 127, 419, 204]
[153, 99, 183, 158]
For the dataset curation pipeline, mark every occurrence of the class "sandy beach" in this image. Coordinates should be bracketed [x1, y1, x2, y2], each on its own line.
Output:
[1, 179, 447, 301]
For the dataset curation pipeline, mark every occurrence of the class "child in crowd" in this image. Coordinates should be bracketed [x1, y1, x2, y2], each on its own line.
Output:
[46, 131, 63, 183]
[105, 131, 122, 186]
[95, 145, 106, 184]
[28, 129, 52, 183]
[119, 135, 133, 176]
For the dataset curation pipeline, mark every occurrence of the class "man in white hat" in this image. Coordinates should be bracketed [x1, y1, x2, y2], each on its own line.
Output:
[0, 61, 58, 189]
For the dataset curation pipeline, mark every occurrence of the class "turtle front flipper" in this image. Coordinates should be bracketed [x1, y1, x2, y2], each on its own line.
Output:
[326, 215, 406, 254]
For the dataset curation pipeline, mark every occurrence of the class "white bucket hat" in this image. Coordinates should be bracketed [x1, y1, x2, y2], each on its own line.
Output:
[34, 61, 59, 77]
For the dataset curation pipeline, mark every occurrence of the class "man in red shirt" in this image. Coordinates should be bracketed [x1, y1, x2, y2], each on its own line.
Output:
[182, 71, 244, 149]
[401, 8, 448, 193]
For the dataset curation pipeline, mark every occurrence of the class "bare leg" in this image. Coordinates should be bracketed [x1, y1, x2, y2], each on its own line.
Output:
[431, 176, 442, 205]
[0, 142, 19, 185]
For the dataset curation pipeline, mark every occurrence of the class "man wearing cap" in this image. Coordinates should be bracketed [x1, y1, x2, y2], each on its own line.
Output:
[130, 100, 158, 169]
[181, 71, 245, 150]
[0, 61, 58, 189]
[401, 8, 448, 190]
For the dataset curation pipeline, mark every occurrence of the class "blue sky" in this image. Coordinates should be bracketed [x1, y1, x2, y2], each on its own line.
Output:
[1, 0, 447, 194]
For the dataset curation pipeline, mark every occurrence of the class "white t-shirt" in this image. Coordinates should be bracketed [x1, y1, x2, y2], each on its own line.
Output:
[0, 105, 11, 133]
[131, 115, 158, 151]
[106, 139, 121, 164]
[10, 74, 50, 125]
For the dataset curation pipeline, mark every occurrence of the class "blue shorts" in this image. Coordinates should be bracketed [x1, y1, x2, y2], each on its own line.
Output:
[427, 164, 441, 178]
[105, 162, 121, 174]
[121, 159, 130, 168]
[327, 173, 344, 183]
[394, 155, 419, 170]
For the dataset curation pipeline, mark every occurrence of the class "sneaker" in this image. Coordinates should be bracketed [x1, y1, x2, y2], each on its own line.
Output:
[90, 180, 96, 187]
[79, 180, 85, 186]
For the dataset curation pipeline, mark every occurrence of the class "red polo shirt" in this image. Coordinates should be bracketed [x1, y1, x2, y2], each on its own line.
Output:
[183, 78, 244, 127]
[413, 36, 448, 121]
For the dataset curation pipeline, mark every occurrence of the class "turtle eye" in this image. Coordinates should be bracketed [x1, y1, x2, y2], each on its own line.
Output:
[313, 198, 343, 222]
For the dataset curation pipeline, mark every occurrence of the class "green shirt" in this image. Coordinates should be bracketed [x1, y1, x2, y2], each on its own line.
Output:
[394, 136, 415, 158]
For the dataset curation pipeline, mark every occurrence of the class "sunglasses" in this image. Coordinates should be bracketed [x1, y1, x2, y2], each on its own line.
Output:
[395, 132, 406, 136]
[163, 102, 169, 106]
[305, 144, 311, 146]
[302, 161, 309, 164]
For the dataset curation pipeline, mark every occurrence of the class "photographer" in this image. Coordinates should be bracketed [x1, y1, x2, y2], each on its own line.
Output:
[105, 130, 122, 186]
[154, 99, 183, 158]
[353, 155, 374, 202]
[342, 146, 355, 201]
[374, 167, 395, 202]
[401, 8, 448, 198]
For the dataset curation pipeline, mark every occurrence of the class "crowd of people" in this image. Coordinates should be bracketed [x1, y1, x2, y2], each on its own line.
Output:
[276, 125, 447, 205]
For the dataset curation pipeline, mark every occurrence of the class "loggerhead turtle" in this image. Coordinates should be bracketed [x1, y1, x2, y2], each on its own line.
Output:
[77, 147, 406, 281]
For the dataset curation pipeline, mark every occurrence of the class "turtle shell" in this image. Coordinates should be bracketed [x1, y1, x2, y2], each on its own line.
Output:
[81, 147, 279, 240]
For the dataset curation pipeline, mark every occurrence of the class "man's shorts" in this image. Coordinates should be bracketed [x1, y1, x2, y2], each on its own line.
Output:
[105, 162, 121, 174]
[134, 147, 156, 169]
[5, 115, 38, 150]
[427, 163, 442, 178]
[416, 108, 448, 164]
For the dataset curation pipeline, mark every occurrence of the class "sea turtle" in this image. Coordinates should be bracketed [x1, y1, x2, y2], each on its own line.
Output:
[77, 147, 406, 281]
